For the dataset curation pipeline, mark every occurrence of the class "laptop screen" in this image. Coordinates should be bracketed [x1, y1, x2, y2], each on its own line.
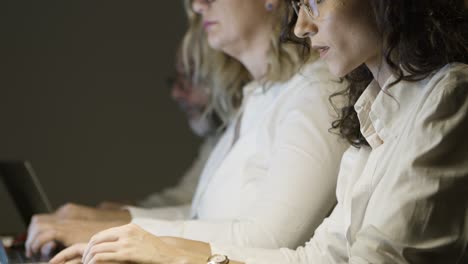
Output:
[0, 161, 53, 226]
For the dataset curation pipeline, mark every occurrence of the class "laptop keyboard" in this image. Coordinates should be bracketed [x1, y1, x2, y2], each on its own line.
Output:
[7, 249, 40, 263]
[2, 246, 48, 264]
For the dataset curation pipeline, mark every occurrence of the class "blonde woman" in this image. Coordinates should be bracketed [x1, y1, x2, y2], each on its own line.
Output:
[43, 0, 348, 258]
[181, 0, 249, 126]
[24, 5, 250, 258]
[122, 0, 252, 221]
[120, 0, 347, 249]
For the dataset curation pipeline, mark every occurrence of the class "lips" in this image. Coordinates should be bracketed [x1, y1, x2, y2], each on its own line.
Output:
[203, 21, 217, 30]
[312, 45, 330, 59]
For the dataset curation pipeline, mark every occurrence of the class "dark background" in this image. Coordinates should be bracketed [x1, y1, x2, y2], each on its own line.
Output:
[0, 1, 199, 233]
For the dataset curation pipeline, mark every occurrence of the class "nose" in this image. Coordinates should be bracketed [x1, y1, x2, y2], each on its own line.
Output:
[293, 10, 318, 39]
[192, 0, 208, 14]
[171, 82, 185, 100]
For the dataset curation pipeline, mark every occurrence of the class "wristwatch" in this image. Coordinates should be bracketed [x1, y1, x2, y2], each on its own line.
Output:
[207, 254, 230, 264]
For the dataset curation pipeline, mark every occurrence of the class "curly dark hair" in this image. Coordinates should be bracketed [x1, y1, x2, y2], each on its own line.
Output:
[282, 0, 468, 147]
[280, 5, 310, 55]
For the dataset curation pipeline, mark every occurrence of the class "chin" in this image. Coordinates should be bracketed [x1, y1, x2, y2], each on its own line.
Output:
[327, 65, 347, 78]
[326, 59, 354, 78]
[207, 35, 224, 51]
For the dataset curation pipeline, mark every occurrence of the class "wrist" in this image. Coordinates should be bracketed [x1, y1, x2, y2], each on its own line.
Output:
[207, 254, 229, 264]
[116, 209, 132, 222]
[101, 209, 131, 222]
[172, 254, 207, 264]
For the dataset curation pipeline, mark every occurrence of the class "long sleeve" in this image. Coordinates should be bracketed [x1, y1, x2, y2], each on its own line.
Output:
[210, 203, 350, 264]
[210, 147, 368, 264]
[127, 204, 191, 221]
[133, 73, 348, 249]
[209, 64, 468, 263]
[346, 68, 468, 264]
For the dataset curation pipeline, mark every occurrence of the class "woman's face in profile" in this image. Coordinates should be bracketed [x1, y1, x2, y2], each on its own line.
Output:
[293, 0, 382, 77]
[191, 0, 274, 53]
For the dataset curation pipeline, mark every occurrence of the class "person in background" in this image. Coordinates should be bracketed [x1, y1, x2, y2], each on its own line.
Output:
[24, 9, 250, 256]
[128, 0, 251, 210]
[99, 51, 222, 211]
[29, 0, 348, 257]
[51, 0, 468, 263]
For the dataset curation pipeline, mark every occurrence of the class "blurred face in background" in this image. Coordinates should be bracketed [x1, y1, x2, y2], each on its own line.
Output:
[169, 61, 218, 137]
[191, 0, 275, 56]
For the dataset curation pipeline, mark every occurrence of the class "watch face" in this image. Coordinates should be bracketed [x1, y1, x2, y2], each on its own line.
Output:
[212, 255, 226, 262]
[209, 254, 227, 263]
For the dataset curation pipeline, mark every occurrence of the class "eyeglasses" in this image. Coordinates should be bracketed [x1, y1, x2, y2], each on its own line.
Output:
[199, 0, 216, 4]
[191, 0, 216, 12]
[291, 0, 320, 19]
[167, 72, 211, 94]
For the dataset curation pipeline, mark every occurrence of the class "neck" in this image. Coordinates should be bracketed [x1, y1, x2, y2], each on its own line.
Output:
[224, 29, 271, 81]
[366, 54, 393, 88]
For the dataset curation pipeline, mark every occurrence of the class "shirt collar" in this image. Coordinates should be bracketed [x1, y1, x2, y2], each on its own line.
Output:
[355, 71, 426, 149]
[242, 81, 261, 96]
[354, 79, 385, 149]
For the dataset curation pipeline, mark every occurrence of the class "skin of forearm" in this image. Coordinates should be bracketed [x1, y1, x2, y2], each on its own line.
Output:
[160, 237, 244, 264]
[113, 209, 132, 222]
[160, 237, 211, 256]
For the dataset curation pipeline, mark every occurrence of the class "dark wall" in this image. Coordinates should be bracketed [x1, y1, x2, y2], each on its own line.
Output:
[0, 1, 200, 233]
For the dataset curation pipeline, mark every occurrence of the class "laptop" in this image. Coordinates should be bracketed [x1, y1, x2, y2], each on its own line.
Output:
[0, 161, 53, 264]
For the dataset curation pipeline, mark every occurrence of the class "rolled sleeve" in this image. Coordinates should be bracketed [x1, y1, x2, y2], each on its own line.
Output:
[126, 204, 191, 221]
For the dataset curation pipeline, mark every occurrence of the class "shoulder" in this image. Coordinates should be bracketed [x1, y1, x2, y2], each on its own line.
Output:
[275, 60, 343, 103]
[417, 63, 468, 120]
[271, 60, 344, 119]
[424, 63, 468, 99]
[432, 63, 468, 82]
[403, 64, 468, 162]
[289, 60, 342, 92]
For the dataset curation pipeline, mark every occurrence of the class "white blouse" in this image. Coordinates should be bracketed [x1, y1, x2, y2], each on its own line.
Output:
[211, 63, 468, 263]
[129, 61, 348, 249]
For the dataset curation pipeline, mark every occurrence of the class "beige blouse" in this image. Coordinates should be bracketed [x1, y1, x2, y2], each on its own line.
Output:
[211, 63, 468, 263]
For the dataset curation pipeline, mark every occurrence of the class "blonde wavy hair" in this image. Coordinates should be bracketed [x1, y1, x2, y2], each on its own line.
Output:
[263, 1, 313, 84]
[182, 0, 250, 125]
[182, 0, 314, 123]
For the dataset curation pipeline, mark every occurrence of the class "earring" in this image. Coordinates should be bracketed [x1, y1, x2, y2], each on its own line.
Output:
[265, 2, 273, 11]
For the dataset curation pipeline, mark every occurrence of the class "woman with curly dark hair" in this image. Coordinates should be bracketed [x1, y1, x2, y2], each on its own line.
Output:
[50, 0, 468, 263]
